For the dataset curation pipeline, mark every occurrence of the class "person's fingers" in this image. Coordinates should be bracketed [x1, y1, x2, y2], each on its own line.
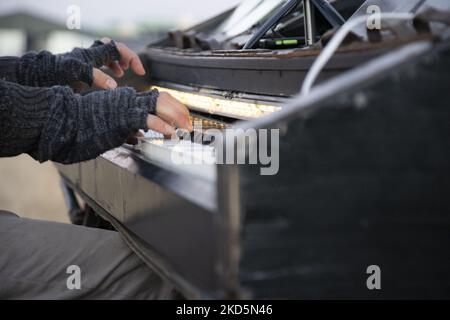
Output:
[172, 95, 190, 118]
[119, 59, 129, 71]
[160, 91, 190, 118]
[156, 92, 193, 131]
[146, 114, 176, 136]
[92, 68, 117, 89]
[100, 37, 146, 76]
[116, 42, 146, 76]
[130, 55, 146, 76]
[108, 61, 124, 78]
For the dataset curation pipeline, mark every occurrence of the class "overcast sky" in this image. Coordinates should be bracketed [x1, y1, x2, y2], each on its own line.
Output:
[0, 0, 241, 28]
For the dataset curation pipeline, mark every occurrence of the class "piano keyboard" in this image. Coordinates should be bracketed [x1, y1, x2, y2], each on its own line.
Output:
[190, 115, 230, 131]
[136, 114, 230, 180]
[137, 137, 216, 180]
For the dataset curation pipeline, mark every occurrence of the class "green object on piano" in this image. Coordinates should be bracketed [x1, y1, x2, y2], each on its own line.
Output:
[275, 39, 299, 46]
[259, 38, 301, 49]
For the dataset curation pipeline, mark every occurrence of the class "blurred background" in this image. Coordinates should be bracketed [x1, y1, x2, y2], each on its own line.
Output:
[0, 0, 240, 222]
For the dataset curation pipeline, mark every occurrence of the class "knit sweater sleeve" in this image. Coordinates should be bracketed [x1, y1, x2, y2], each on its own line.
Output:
[0, 80, 158, 164]
[0, 52, 93, 87]
[59, 40, 121, 68]
[0, 41, 121, 87]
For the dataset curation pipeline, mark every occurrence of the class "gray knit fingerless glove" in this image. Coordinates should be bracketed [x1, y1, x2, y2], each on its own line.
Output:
[59, 40, 121, 69]
[15, 40, 122, 87]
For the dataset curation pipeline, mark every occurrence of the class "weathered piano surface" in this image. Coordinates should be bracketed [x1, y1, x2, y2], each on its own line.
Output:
[57, 37, 450, 298]
[57, 0, 450, 299]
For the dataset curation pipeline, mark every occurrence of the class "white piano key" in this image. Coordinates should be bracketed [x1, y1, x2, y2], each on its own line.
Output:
[137, 137, 216, 181]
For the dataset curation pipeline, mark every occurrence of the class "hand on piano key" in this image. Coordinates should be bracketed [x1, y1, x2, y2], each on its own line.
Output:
[147, 92, 193, 136]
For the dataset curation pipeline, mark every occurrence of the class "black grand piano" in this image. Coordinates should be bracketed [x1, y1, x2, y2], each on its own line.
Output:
[57, 0, 450, 299]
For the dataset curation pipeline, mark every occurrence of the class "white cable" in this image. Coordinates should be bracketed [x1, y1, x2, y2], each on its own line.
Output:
[300, 12, 415, 96]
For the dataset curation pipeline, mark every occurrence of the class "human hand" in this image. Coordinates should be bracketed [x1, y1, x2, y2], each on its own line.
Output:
[90, 37, 146, 90]
[98, 37, 146, 78]
[146, 92, 193, 136]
